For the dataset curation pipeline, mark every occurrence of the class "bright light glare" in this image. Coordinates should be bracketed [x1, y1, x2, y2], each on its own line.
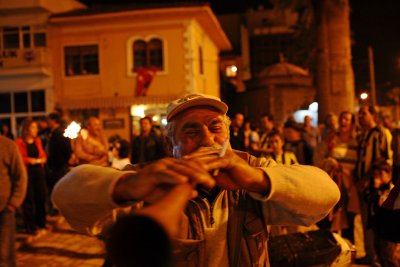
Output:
[161, 118, 167, 125]
[63, 121, 81, 139]
[131, 105, 146, 117]
[309, 102, 318, 112]
[360, 92, 368, 100]
[225, 65, 238, 77]
[152, 115, 160, 122]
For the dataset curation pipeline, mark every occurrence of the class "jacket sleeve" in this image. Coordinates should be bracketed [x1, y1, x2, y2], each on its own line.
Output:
[248, 157, 340, 226]
[57, 131, 73, 162]
[35, 137, 47, 163]
[52, 164, 135, 235]
[15, 138, 29, 166]
[9, 141, 28, 208]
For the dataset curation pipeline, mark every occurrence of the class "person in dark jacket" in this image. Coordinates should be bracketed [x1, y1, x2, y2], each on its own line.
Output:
[229, 112, 246, 151]
[46, 112, 72, 215]
[131, 117, 166, 164]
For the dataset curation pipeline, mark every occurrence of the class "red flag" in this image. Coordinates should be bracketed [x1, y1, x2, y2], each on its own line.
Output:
[136, 67, 157, 96]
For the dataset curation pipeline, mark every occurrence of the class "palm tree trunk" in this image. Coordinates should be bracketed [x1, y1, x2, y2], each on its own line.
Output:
[315, 0, 355, 121]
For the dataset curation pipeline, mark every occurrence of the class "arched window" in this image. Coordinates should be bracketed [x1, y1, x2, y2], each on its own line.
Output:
[148, 38, 163, 70]
[133, 40, 147, 71]
[132, 38, 164, 72]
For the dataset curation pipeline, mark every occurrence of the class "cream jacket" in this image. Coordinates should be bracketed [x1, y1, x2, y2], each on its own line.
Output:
[52, 152, 340, 266]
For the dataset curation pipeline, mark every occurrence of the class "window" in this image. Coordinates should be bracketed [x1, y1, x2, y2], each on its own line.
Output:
[0, 90, 46, 137]
[14, 92, 28, 113]
[133, 40, 147, 70]
[1, 90, 46, 114]
[64, 45, 99, 76]
[31, 90, 46, 112]
[22, 26, 31, 48]
[34, 33, 46, 47]
[0, 25, 47, 50]
[148, 39, 163, 69]
[0, 93, 11, 114]
[3, 27, 19, 49]
[132, 38, 164, 72]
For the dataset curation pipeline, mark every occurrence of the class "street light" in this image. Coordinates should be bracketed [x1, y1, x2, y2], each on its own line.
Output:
[360, 92, 368, 100]
[225, 65, 238, 77]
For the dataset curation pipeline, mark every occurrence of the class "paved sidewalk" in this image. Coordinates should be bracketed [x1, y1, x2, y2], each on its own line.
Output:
[16, 216, 105, 267]
[14, 215, 398, 267]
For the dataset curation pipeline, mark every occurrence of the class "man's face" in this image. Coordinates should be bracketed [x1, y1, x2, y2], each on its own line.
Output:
[358, 106, 375, 128]
[88, 118, 101, 136]
[373, 169, 391, 186]
[267, 135, 283, 154]
[261, 116, 273, 130]
[233, 113, 244, 128]
[28, 122, 38, 137]
[339, 113, 352, 132]
[171, 107, 229, 158]
[140, 119, 152, 134]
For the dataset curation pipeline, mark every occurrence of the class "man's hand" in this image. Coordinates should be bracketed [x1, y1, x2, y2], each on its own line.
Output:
[113, 157, 215, 204]
[185, 147, 270, 195]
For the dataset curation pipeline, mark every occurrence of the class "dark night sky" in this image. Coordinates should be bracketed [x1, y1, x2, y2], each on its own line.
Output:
[80, 0, 400, 102]
[350, 0, 400, 99]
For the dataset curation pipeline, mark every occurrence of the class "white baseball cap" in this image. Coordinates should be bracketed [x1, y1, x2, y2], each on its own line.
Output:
[166, 93, 228, 122]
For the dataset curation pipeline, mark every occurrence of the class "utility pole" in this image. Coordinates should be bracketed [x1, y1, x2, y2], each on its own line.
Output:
[368, 46, 377, 106]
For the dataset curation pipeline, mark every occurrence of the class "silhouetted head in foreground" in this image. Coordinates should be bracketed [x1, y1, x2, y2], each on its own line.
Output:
[106, 215, 174, 267]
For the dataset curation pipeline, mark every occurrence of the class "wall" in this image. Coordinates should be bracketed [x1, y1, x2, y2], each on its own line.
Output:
[50, 18, 191, 102]
[190, 20, 220, 97]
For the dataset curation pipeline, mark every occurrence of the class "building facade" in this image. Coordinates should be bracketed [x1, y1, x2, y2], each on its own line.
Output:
[49, 4, 230, 139]
[0, 0, 84, 136]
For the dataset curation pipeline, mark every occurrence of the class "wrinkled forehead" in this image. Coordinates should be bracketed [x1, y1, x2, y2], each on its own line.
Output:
[173, 106, 225, 127]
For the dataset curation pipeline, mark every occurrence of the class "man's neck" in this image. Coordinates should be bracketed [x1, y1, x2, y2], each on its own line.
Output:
[141, 131, 150, 137]
[364, 123, 377, 132]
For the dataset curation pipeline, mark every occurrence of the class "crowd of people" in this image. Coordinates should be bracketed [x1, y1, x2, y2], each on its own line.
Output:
[1, 93, 399, 267]
[229, 107, 398, 266]
[0, 111, 168, 266]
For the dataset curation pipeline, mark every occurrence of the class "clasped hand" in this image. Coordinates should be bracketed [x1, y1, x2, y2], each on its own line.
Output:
[114, 147, 268, 204]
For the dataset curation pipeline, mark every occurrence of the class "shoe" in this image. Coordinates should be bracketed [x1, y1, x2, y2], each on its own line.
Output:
[355, 256, 372, 265]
